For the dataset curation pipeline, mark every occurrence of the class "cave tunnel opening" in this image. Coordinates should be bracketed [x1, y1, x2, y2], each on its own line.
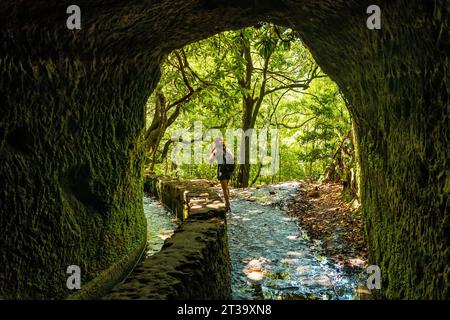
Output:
[0, 0, 448, 300]
[141, 21, 361, 300]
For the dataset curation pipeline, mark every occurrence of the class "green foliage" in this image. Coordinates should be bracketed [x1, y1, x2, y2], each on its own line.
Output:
[146, 24, 352, 185]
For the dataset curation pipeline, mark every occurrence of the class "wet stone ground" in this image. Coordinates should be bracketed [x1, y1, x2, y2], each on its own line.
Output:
[223, 182, 366, 300]
[143, 183, 366, 300]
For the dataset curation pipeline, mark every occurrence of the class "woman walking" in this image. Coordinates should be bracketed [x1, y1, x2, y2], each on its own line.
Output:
[210, 137, 235, 211]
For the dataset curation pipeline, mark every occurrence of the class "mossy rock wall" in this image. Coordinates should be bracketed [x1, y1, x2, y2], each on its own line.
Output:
[0, 50, 163, 298]
[105, 176, 230, 299]
[144, 174, 224, 220]
[105, 216, 231, 300]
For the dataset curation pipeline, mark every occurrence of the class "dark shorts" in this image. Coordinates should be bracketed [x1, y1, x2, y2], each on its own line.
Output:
[218, 164, 235, 181]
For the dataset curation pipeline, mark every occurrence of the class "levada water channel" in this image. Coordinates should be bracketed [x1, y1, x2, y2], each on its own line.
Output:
[143, 182, 365, 300]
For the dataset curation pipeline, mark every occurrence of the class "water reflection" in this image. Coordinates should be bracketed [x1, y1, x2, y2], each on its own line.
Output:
[226, 182, 364, 300]
[143, 195, 178, 257]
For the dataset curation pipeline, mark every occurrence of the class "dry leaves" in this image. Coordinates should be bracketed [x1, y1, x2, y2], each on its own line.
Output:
[287, 181, 367, 268]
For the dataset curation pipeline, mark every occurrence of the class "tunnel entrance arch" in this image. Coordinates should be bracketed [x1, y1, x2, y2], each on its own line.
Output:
[0, 0, 448, 299]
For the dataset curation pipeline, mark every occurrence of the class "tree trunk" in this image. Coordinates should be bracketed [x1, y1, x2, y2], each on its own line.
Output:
[145, 89, 167, 170]
[236, 92, 255, 187]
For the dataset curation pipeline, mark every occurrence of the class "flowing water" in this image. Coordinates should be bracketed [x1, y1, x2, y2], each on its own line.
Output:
[225, 182, 364, 300]
[143, 195, 178, 257]
[143, 182, 364, 300]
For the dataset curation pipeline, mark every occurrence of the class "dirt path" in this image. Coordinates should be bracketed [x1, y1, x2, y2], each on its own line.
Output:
[287, 181, 368, 271]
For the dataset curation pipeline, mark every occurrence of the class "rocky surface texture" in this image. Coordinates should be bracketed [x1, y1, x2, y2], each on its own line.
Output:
[1, 1, 448, 299]
[104, 216, 230, 300]
[103, 175, 230, 299]
[144, 174, 225, 220]
[288, 182, 367, 270]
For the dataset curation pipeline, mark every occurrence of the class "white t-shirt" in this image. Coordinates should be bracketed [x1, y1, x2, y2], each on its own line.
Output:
[211, 147, 234, 165]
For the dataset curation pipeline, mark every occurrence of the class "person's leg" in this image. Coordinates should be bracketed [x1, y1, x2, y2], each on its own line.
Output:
[220, 179, 230, 208]
[224, 179, 230, 207]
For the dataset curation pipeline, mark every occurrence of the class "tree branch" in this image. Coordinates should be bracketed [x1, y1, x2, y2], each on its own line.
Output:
[265, 82, 310, 95]
[273, 116, 317, 129]
[251, 49, 273, 126]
